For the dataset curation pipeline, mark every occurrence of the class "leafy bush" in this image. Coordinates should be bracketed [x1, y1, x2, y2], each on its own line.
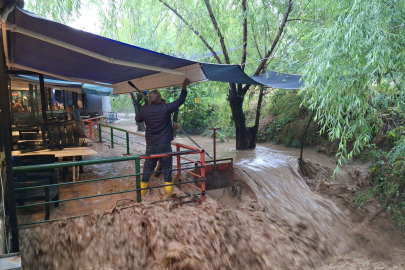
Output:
[161, 84, 215, 134]
[110, 94, 134, 114]
[355, 82, 405, 230]
[258, 89, 322, 147]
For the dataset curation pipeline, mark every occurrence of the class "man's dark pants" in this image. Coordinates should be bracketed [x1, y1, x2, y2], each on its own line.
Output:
[142, 143, 173, 183]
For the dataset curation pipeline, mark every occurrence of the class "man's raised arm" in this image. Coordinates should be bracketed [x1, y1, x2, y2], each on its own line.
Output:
[167, 79, 190, 114]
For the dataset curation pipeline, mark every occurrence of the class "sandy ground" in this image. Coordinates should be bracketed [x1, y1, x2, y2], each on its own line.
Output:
[16, 120, 405, 269]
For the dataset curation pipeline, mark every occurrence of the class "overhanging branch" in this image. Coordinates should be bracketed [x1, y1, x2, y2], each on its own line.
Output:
[241, 0, 293, 94]
[203, 0, 231, 64]
[241, 0, 248, 70]
[159, 0, 223, 64]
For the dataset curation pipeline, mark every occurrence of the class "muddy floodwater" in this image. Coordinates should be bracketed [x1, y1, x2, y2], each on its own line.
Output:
[18, 119, 405, 269]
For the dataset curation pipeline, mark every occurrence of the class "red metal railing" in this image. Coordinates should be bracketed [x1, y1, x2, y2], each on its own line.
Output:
[140, 143, 206, 201]
[177, 143, 206, 201]
[82, 115, 108, 139]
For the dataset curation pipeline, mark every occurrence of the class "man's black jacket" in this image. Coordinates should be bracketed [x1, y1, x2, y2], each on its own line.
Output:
[135, 90, 187, 145]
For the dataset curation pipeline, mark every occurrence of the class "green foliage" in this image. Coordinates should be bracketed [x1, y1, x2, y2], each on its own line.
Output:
[110, 94, 134, 114]
[291, 139, 301, 148]
[26, 0, 88, 24]
[258, 89, 321, 147]
[161, 81, 234, 138]
[301, 0, 405, 165]
[160, 83, 214, 134]
[356, 144, 405, 230]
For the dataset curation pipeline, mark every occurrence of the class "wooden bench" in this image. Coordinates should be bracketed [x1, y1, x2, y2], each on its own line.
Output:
[45, 120, 80, 150]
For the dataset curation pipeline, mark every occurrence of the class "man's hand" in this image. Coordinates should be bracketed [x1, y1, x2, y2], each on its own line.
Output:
[182, 78, 191, 89]
[173, 124, 180, 130]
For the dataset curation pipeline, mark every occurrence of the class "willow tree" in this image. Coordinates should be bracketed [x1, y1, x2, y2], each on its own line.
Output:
[94, 0, 323, 149]
[302, 0, 405, 218]
[26, 0, 322, 149]
[302, 0, 405, 163]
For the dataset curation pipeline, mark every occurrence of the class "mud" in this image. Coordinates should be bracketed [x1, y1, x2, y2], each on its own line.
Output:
[17, 119, 405, 269]
[21, 198, 321, 270]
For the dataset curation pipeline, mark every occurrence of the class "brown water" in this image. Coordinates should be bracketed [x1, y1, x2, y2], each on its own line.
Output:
[18, 120, 405, 269]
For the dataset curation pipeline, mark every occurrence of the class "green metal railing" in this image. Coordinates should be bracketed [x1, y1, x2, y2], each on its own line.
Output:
[98, 123, 145, 155]
[12, 143, 207, 227]
[13, 156, 141, 226]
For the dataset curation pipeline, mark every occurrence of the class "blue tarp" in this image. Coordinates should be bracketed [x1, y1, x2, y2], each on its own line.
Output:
[13, 75, 113, 96]
[81, 85, 113, 96]
[5, 6, 303, 93]
[252, 71, 304, 90]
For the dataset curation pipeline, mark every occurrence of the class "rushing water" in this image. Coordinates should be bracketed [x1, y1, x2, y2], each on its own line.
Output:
[183, 136, 354, 248]
[19, 124, 395, 269]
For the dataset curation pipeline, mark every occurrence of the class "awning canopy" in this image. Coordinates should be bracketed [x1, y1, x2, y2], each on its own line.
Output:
[2, 6, 303, 95]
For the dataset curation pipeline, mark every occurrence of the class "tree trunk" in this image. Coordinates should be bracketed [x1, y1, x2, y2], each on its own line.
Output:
[228, 83, 248, 150]
[136, 93, 146, 131]
[130, 92, 146, 131]
[247, 86, 265, 149]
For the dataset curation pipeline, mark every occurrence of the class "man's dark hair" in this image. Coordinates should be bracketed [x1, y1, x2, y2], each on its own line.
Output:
[149, 90, 161, 104]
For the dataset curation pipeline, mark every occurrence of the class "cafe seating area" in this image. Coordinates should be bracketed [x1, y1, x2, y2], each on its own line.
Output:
[10, 116, 98, 220]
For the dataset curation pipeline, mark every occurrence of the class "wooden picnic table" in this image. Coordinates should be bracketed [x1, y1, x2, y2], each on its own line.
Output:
[12, 147, 97, 181]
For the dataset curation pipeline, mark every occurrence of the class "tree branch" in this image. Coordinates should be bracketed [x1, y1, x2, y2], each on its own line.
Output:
[254, 86, 266, 129]
[253, 0, 293, 76]
[287, 18, 319, 23]
[251, 24, 263, 60]
[159, 0, 223, 64]
[240, 0, 248, 70]
[154, 10, 169, 32]
[241, 0, 293, 94]
[203, 0, 231, 64]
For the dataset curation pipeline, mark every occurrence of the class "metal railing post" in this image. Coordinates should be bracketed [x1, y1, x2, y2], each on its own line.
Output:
[176, 144, 181, 177]
[200, 151, 206, 201]
[95, 118, 99, 138]
[209, 127, 219, 164]
[98, 124, 102, 142]
[110, 127, 114, 148]
[126, 132, 130, 155]
[135, 157, 141, 202]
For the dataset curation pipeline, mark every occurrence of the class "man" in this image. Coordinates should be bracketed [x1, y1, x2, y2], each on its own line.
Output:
[66, 105, 86, 138]
[135, 78, 190, 196]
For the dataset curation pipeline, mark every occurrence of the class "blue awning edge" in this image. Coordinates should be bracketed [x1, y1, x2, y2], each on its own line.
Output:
[11, 75, 113, 96]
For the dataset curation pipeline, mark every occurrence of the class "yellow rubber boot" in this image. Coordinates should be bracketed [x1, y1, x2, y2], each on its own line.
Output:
[141, 182, 148, 195]
[165, 182, 173, 196]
